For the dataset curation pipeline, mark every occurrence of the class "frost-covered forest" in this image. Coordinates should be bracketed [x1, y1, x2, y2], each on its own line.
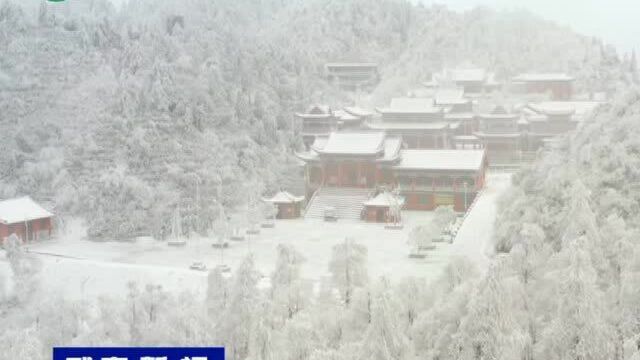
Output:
[1, 0, 636, 239]
[2, 0, 640, 359]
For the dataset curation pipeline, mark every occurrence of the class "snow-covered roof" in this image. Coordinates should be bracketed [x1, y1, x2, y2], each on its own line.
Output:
[364, 192, 405, 207]
[394, 150, 486, 172]
[333, 109, 360, 122]
[473, 132, 521, 138]
[0, 197, 54, 224]
[298, 133, 401, 162]
[478, 112, 519, 121]
[376, 107, 443, 114]
[512, 73, 574, 82]
[389, 97, 434, 110]
[527, 103, 576, 116]
[344, 106, 373, 117]
[530, 101, 601, 118]
[306, 105, 331, 115]
[294, 151, 319, 162]
[326, 62, 377, 68]
[263, 191, 304, 204]
[314, 131, 386, 155]
[382, 136, 403, 161]
[453, 135, 480, 141]
[295, 112, 332, 120]
[434, 88, 467, 105]
[449, 68, 487, 83]
[365, 121, 449, 130]
[445, 113, 475, 120]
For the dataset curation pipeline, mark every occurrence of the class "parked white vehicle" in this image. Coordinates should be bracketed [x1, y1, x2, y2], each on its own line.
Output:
[189, 262, 207, 271]
[323, 206, 338, 222]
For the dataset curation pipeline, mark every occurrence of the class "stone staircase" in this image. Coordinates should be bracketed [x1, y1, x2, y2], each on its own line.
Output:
[304, 187, 372, 221]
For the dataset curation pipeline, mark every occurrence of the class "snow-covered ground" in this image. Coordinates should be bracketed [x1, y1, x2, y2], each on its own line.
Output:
[0, 172, 512, 299]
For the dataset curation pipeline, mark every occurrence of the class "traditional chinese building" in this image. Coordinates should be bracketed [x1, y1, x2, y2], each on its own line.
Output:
[429, 67, 500, 95]
[511, 73, 574, 100]
[296, 105, 336, 148]
[393, 149, 487, 211]
[521, 101, 601, 150]
[325, 62, 380, 91]
[435, 88, 478, 136]
[474, 106, 522, 164]
[369, 98, 451, 149]
[0, 197, 54, 242]
[363, 192, 404, 223]
[262, 191, 305, 219]
[296, 131, 487, 218]
[297, 131, 402, 197]
[296, 105, 373, 149]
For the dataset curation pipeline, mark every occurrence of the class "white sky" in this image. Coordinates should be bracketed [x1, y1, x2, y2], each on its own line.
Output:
[108, 0, 638, 55]
[417, 0, 639, 55]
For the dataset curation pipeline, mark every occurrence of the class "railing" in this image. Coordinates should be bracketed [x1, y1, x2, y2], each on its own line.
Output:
[397, 184, 476, 193]
[452, 188, 485, 243]
[304, 187, 320, 216]
[489, 164, 522, 172]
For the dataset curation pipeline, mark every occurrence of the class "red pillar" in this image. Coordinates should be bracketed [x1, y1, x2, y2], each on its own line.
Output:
[32, 219, 40, 241]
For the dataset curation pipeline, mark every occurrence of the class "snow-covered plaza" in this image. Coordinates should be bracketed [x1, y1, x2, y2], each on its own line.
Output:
[1, 173, 512, 300]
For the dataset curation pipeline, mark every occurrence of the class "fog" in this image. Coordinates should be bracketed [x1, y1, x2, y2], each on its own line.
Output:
[1, 0, 639, 359]
[418, 0, 640, 54]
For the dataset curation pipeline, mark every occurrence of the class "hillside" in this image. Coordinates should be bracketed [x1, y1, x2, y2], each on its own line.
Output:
[484, 89, 640, 359]
[0, 0, 635, 239]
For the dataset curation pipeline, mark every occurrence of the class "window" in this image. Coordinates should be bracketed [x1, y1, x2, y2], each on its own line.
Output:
[416, 177, 432, 187]
[399, 177, 412, 186]
[460, 177, 475, 188]
[439, 176, 453, 187]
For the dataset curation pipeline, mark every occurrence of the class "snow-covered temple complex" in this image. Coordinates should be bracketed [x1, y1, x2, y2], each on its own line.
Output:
[296, 131, 487, 217]
[0, 197, 54, 242]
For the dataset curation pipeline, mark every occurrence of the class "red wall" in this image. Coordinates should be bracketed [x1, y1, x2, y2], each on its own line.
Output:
[0, 223, 8, 239]
[404, 193, 435, 211]
[276, 204, 301, 219]
[525, 81, 572, 100]
[0, 217, 52, 242]
[364, 206, 399, 223]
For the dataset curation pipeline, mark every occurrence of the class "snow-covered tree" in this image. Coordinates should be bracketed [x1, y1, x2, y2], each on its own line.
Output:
[407, 225, 433, 254]
[329, 237, 368, 306]
[358, 277, 409, 360]
[206, 267, 229, 320]
[538, 237, 614, 360]
[270, 244, 306, 324]
[218, 255, 261, 360]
